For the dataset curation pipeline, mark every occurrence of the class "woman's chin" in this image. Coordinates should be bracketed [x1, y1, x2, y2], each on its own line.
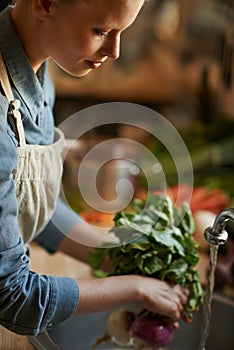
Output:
[76, 66, 95, 76]
[55, 62, 93, 78]
[67, 68, 93, 78]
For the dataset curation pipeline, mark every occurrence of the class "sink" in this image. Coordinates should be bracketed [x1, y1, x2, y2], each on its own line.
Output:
[47, 292, 234, 350]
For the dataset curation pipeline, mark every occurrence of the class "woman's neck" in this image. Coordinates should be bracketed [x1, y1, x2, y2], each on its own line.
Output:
[11, 2, 48, 73]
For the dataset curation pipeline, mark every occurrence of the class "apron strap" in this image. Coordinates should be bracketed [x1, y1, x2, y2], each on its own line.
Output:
[0, 51, 26, 146]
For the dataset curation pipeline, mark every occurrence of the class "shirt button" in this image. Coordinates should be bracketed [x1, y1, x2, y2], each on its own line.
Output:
[48, 323, 53, 327]
[44, 101, 48, 107]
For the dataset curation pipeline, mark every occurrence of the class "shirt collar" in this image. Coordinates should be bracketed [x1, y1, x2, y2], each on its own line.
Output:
[0, 6, 48, 120]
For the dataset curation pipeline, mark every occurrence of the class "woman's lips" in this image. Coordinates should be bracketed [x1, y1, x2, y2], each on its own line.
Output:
[86, 60, 103, 69]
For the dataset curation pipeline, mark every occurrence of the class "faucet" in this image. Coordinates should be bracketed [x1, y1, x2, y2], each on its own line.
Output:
[204, 208, 234, 245]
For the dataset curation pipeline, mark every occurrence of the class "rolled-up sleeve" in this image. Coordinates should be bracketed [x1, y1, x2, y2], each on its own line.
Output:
[0, 239, 79, 335]
[34, 197, 81, 254]
[0, 97, 79, 335]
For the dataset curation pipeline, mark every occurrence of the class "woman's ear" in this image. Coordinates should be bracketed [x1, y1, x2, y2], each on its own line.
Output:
[32, 0, 57, 19]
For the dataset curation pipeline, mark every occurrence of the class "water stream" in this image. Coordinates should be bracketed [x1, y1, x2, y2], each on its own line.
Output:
[198, 244, 219, 350]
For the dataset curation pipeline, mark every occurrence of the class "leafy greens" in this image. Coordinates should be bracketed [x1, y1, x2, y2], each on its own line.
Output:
[89, 193, 203, 319]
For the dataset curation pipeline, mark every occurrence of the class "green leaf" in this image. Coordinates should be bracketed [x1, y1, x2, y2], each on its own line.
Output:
[166, 259, 188, 280]
[92, 269, 108, 278]
[143, 256, 165, 274]
[151, 228, 185, 256]
[179, 203, 195, 234]
[89, 247, 108, 269]
[123, 241, 151, 252]
[110, 226, 142, 243]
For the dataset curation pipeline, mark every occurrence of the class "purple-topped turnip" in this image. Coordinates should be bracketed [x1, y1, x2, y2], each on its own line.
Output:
[130, 314, 174, 349]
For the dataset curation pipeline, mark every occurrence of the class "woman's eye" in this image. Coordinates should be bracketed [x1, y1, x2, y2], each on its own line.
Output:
[93, 29, 109, 38]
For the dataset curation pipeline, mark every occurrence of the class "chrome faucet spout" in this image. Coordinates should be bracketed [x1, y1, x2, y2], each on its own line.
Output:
[204, 207, 234, 245]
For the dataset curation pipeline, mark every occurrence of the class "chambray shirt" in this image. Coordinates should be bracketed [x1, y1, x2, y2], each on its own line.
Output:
[0, 6, 81, 335]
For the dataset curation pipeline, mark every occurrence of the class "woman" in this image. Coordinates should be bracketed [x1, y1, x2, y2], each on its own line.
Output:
[0, 0, 188, 345]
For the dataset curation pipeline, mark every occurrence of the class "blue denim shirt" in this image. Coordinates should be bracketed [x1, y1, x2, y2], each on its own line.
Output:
[0, 6, 80, 335]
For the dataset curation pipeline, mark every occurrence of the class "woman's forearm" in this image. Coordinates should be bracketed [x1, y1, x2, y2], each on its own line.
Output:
[74, 275, 189, 322]
[57, 220, 115, 270]
[74, 275, 140, 316]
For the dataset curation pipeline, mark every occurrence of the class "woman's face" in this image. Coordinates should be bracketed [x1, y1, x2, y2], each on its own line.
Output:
[42, 0, 145, 76]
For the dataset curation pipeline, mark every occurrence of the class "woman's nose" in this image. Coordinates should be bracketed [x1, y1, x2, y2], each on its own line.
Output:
[100, 35, 120, 60]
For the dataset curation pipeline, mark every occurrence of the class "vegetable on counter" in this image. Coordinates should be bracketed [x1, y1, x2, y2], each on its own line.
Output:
[90, 193, 204, 349]
[135, 184, 230, 216]
[169, 184, 230, 215]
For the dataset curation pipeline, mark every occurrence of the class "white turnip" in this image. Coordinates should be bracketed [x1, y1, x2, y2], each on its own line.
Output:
[92, 309, 135, 348]
[106, 309, 135, 346]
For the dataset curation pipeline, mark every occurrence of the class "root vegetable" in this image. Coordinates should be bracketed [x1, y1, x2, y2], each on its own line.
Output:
[93, 309, 134, 348]
[106, 309, 135, 346]
[130, 314, 173, 349]
[93, 309, 174, 349]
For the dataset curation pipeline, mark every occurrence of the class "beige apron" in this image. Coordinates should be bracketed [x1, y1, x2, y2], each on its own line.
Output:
[0, 52, 64, 243]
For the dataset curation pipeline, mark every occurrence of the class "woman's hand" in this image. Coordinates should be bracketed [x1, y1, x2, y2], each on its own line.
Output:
[75, 274, 189, 324]
[135, 276, 189, 321]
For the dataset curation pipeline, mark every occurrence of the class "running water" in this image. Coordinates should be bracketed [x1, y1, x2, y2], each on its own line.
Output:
[198, 244, 219, 350]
